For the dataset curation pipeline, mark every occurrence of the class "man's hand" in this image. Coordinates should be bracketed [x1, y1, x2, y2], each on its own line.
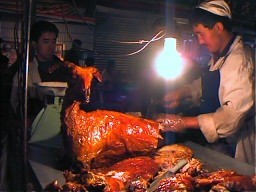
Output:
[155, 114, 186, 132]
[162, 86, 191, 109]
[162, 91, 182, 109]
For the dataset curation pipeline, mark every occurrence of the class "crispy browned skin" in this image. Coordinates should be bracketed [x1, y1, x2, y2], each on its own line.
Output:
[102, 156, 160, 191]
[62, 62, 102, 89]
[63, 101, 161, 168]
[49, 61, 102, 90]
[46, 156, 159, 191]
[103, 156, 160, 183]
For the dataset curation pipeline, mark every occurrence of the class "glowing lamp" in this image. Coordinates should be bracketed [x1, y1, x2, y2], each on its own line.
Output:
[155, 37, 183, 80]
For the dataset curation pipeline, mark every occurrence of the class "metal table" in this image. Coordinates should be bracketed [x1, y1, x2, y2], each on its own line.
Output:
[184, 141, 255, 175]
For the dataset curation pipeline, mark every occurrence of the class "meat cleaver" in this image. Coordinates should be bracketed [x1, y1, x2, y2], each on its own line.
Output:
[147, 159, 188, 192]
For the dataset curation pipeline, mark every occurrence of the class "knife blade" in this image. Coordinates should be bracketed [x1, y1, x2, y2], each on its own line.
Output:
[147, 159, 188, 192]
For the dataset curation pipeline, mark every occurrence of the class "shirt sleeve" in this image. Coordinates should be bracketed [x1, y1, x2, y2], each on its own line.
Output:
[198, 49, 254, 143]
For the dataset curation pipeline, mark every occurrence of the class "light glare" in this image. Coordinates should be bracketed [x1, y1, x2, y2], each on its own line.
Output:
[155, 38, 184, 80]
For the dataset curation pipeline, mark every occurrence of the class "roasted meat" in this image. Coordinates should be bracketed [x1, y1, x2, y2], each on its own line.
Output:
[45, 156, 159, 192]
[45, 142, 256, 192]
[154, 174, 195, 192]
[101, 156, 160, 191]
[179, 158, 204, 176]
[194, 170, 256, 191]
[62, 101, 162, 168]
[153, 144, 193, 171]
[49, 62, 102, 106]
[152, 170, 256, 192]
[45, 63, 256, 192]
[49, 61, 102, 91]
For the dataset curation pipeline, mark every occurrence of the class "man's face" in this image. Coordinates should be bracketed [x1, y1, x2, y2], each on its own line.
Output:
[34, 32, 57, 61]
[193, 23, 222, 54]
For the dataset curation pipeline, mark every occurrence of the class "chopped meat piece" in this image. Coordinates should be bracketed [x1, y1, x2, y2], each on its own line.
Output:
[102, 156, 159, 184]
[195, 170, 256, 191]
[210, 182, 243, 192]
[97, 156, 159, 191]
[153, 144, 193, 171]
[45, 156, 159, 192]
[128, 179, 148, 192]
[179, 158, 204, 176]
[154, 174, 195, 191]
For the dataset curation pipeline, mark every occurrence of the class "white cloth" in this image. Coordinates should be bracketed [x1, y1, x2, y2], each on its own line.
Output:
[188, 35, 255, 165]
[10, 57, 43, 113]
[197, 0, 232, 19]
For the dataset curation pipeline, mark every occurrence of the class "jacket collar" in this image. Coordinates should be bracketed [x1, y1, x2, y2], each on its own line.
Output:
[213, 33, 237, 60]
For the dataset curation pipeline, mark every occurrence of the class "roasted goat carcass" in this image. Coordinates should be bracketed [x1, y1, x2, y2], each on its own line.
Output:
[48, 65, 256, 192]
[62, 101, 162, 169]
[57, 64, 163, 169]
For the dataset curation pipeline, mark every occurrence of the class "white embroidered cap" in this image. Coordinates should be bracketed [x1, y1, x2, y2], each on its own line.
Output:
[196, 0, 232, 19]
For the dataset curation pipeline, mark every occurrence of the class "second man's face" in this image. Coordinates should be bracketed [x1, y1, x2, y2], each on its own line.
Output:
[192, 23, 222, 55]
[34, 32, 57, 61]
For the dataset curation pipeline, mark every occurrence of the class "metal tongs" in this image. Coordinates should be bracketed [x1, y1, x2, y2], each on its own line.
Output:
[147, 159, 188, 192]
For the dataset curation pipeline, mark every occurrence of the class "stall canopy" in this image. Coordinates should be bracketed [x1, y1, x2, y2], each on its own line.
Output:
[0, 0, 255, 30]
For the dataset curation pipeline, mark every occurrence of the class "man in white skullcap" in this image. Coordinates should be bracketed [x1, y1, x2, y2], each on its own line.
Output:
[156, 0, 255, 166]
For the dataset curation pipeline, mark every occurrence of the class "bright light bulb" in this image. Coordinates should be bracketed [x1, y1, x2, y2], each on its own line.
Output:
[155, 38, 184, 80]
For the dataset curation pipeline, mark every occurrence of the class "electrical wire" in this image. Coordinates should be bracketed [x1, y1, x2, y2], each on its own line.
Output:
[71, 0, 94, 31]
[58, 0, 94, 53]
[58, 0, 166, 57]
[95, 28, 166, 57]
[55, 0, 167, 58]
[59, 1, 73, 43]
[110, 30, 165, 44]
[118, 28, 166, 56]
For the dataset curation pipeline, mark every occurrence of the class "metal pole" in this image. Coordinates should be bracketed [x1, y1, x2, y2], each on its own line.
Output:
[22, 0, 33, 189]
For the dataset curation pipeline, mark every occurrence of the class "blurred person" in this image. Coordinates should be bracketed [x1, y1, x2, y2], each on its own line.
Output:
[155, 0, 255, 165]
[85, 56, 94, 67]
[99, 59, 124, 110]
[0, 43, 19, 179]
[1, 43, 19, 135]
[8, 20, 101, 188]
[2, 44, 18, 67]
[101, 59, 117, 91]
[64, 39, 82, 65]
